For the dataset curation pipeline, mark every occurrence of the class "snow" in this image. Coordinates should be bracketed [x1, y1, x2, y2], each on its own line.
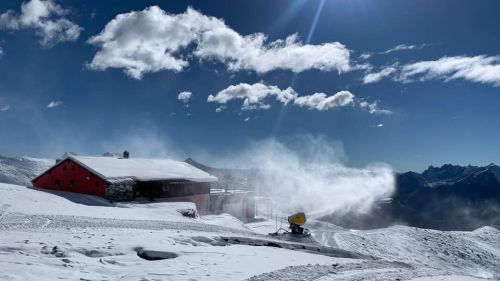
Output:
[0, 183, 346, 280]
[0, 156, 53, 186]
[332, 225, 500, 278]
[55, 155, 218, 182]
[0, 183, 196, 221]
[0, 229, 343, 281]
[247, 220, 282, 235]
[1, 182, 499, 280]
[409, 276, 488, 281]
[202, 213, 252, 232]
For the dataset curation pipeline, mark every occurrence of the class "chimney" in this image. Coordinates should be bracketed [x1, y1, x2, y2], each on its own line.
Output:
[123, 150, 129, 159]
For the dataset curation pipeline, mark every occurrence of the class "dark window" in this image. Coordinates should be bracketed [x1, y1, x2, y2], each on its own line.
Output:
[94, 181, 100, 187]
[55, 179, 60, 187]
[71, 166, 75, 171]
[63, 166, 67, 171]
[69, 180, 75, 188]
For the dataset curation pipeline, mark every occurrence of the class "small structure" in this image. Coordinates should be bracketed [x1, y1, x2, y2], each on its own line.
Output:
[209, 189, 255, 222]
[32, 152, 217, 212]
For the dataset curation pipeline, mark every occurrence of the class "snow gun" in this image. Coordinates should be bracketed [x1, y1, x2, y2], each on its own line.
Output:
[269, 212, 311, 239]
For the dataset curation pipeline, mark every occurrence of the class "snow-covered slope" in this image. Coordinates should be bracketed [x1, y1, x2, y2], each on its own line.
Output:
[1, 183, 499, 280]
[0, 183, 200, 221]
[332, 226, 500, 278]
[0, 155, 53, 186]
[0, 184, 354, 280]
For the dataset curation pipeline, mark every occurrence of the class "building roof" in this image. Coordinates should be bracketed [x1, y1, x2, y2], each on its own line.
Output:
[39, 156, 218, 183]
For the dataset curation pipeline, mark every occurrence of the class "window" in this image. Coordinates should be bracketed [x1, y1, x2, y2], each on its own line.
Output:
[69, 180, 75, 188]
[55, 179, 60, 187]
[63, 166, 67, 171]
[162, 183, 170, 193]
[94, 181, 99, 187]
[71, 166, 75, 171]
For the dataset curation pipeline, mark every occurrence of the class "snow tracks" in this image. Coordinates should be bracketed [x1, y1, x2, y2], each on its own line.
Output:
[0, 212, 251, 235]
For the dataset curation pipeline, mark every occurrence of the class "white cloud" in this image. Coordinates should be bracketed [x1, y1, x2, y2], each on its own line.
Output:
[87, 6, 352, 79]
[294, 91, 354, 111]
[244, 117, 250, 122]
[87, 7, 219, 79]
[0, 47, 3, 57]
[363, 55, 500, 87]
[376, 123, 384, 128]
[215, 105, 226, 112]
[0, 105, 10, 112]
[362, 66, 397, 84]
[195, 32, 352, 74]
[359, 101, 392, 115]
[207, 82, 297, 111]
[359, 52, 372, 60]
[0, 0, 82, 47]
[177, 91, 192, 103]
[210, 82, 389, 114]
[47, 100, 62, 108]
[381, 43, 428, 54]
[398, 55, 500, 86]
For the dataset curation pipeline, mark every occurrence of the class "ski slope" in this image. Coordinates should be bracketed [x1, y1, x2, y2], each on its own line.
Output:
[0, 183, 498, 280]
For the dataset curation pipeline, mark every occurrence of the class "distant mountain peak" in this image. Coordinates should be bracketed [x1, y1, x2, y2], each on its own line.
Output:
[414, 163, 499, 186]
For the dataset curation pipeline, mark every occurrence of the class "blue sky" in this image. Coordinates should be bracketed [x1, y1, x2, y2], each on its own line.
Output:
[0, 0, 499, 172]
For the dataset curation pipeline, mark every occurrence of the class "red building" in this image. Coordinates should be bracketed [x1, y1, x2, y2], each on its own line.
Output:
[32, 152, 217, 212]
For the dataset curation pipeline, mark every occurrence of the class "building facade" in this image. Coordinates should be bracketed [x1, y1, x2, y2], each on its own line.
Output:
[32, 154, 217, 212]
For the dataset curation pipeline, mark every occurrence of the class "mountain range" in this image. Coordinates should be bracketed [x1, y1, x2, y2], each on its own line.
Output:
[324, 163, 500, 230]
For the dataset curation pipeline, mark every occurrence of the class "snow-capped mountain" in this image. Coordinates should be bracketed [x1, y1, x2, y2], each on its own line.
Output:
[0, 155, 53, 186]
[421, 163, 500, 186]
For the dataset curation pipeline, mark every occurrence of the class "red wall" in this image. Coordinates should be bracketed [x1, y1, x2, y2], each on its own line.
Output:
[33, 159, 106, 197]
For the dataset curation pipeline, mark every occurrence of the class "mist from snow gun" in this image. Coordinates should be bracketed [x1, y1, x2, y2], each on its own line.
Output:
[229, 136, 395, 218]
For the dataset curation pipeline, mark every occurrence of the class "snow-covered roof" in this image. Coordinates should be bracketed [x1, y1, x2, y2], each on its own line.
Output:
[67, 156, 217, 183]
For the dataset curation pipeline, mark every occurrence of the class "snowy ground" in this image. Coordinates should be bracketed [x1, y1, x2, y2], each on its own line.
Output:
[1, 183, 499, 280]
